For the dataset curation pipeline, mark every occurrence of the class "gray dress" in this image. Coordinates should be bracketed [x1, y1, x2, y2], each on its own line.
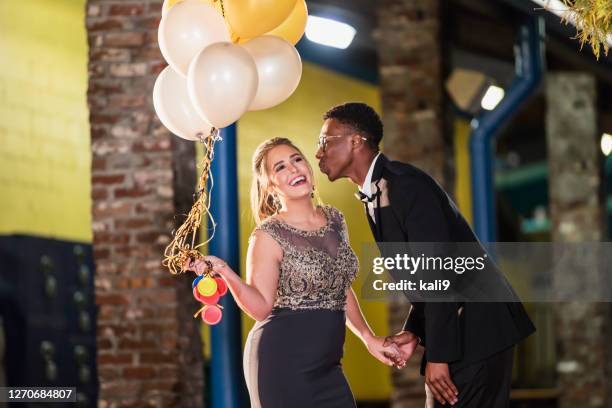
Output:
[243, 205, 359, 408]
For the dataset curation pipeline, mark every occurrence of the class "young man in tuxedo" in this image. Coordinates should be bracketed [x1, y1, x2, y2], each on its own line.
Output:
[315, 102, 535, 407]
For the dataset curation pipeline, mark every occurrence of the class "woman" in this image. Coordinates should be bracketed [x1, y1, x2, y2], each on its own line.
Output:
[188, 137, 399, 408]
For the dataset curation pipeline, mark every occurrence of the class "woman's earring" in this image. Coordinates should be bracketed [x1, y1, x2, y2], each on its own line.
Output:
[311, 185, 315, 199]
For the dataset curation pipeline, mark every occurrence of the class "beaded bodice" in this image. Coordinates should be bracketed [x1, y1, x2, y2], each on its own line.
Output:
[253, 206, 358, 311]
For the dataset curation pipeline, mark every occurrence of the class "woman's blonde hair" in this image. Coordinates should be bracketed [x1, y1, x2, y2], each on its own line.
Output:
[251, 137, 316, 224]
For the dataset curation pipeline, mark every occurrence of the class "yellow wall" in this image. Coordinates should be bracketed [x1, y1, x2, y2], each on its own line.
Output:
[454, 119, 473, 225]
[236, 62, 391, 400]
[0, 0, 91, 243]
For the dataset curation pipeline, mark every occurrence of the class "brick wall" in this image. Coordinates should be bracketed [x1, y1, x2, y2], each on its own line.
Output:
[86, 1, 203, 406]
[375, 0, 447, 184]
[375, 0, 447, 407]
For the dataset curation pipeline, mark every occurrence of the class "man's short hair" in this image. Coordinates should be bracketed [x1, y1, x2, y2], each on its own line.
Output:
[323, 102, 383, 150]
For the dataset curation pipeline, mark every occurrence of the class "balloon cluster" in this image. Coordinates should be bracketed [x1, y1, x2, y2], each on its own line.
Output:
[157, 0, 306, 277]
[153, 0, 306, 139]
[192, 272, 228, 325]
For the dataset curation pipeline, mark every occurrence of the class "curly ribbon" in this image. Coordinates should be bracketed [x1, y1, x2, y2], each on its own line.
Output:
[163, 128, 221, 275]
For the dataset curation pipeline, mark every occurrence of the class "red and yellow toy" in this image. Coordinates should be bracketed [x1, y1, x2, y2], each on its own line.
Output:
[191, 270, 228, 325]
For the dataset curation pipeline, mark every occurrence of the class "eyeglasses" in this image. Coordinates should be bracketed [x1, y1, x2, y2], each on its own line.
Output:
[317, 133, 367, 152]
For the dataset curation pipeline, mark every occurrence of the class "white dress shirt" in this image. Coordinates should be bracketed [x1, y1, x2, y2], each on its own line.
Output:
[359, 152, 381, 199]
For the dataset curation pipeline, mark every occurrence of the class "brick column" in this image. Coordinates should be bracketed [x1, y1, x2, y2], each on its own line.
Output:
[375, 1, 447, 407]
[86, 1, 203, 406]
[546, 73, 612, 407]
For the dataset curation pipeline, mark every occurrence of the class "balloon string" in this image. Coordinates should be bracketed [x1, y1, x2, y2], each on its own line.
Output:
[163, 128, 220, 274]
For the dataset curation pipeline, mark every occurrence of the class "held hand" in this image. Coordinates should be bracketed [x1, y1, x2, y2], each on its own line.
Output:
[365, 336, 401, 367]
[425, 362, 459, 406]
[383, 331, 419, 369]
[184, 256, 230, 277]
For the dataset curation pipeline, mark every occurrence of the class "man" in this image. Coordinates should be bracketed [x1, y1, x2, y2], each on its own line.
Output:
[315, 102, 535, 407]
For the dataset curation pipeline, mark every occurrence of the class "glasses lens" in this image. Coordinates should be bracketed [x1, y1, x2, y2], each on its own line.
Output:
[318, 136, 326, 151]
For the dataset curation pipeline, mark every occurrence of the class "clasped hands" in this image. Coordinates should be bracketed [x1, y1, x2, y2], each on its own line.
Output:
[364, 331, 418, 369]
[381, 331, 419, 369]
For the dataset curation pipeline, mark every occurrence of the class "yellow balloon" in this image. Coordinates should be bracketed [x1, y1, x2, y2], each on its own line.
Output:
[264, 0, 307, 45]
[162, 0, 222, 18]
[224, 0, 298, 40]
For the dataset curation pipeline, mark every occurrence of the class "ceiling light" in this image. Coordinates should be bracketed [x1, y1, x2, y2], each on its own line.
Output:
[305, 16, 356, 49]
[601, 133, 612, 156]
[481, 85, 505, 110]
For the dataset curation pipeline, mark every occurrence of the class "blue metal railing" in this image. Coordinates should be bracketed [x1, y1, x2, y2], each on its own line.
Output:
[470, 17, 546, 243]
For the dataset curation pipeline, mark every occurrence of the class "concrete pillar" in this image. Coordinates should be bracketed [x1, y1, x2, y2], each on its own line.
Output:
[546, 73, 612, 408]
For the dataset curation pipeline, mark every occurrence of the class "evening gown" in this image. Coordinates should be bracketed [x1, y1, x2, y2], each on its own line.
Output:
[243, 205, 359, 408]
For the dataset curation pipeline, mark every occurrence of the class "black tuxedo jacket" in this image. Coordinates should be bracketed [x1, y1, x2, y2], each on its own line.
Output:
[360, 154, 535, 369]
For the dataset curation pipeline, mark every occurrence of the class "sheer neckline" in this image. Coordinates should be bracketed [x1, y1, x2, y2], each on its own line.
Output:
[272, 205, 332, 236]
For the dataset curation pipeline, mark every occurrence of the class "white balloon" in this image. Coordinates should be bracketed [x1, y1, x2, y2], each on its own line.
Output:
[153, 66, 213, 141]
[158, 0, 230, 76]
[188, 42, 258, 128]
[242, 36, 302, 111]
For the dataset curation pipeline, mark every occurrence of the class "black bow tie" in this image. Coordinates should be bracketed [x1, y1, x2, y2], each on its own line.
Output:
[355, 190, 380, 203]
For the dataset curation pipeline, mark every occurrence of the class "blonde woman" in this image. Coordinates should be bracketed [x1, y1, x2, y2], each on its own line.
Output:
[188, 137, 399, 408]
